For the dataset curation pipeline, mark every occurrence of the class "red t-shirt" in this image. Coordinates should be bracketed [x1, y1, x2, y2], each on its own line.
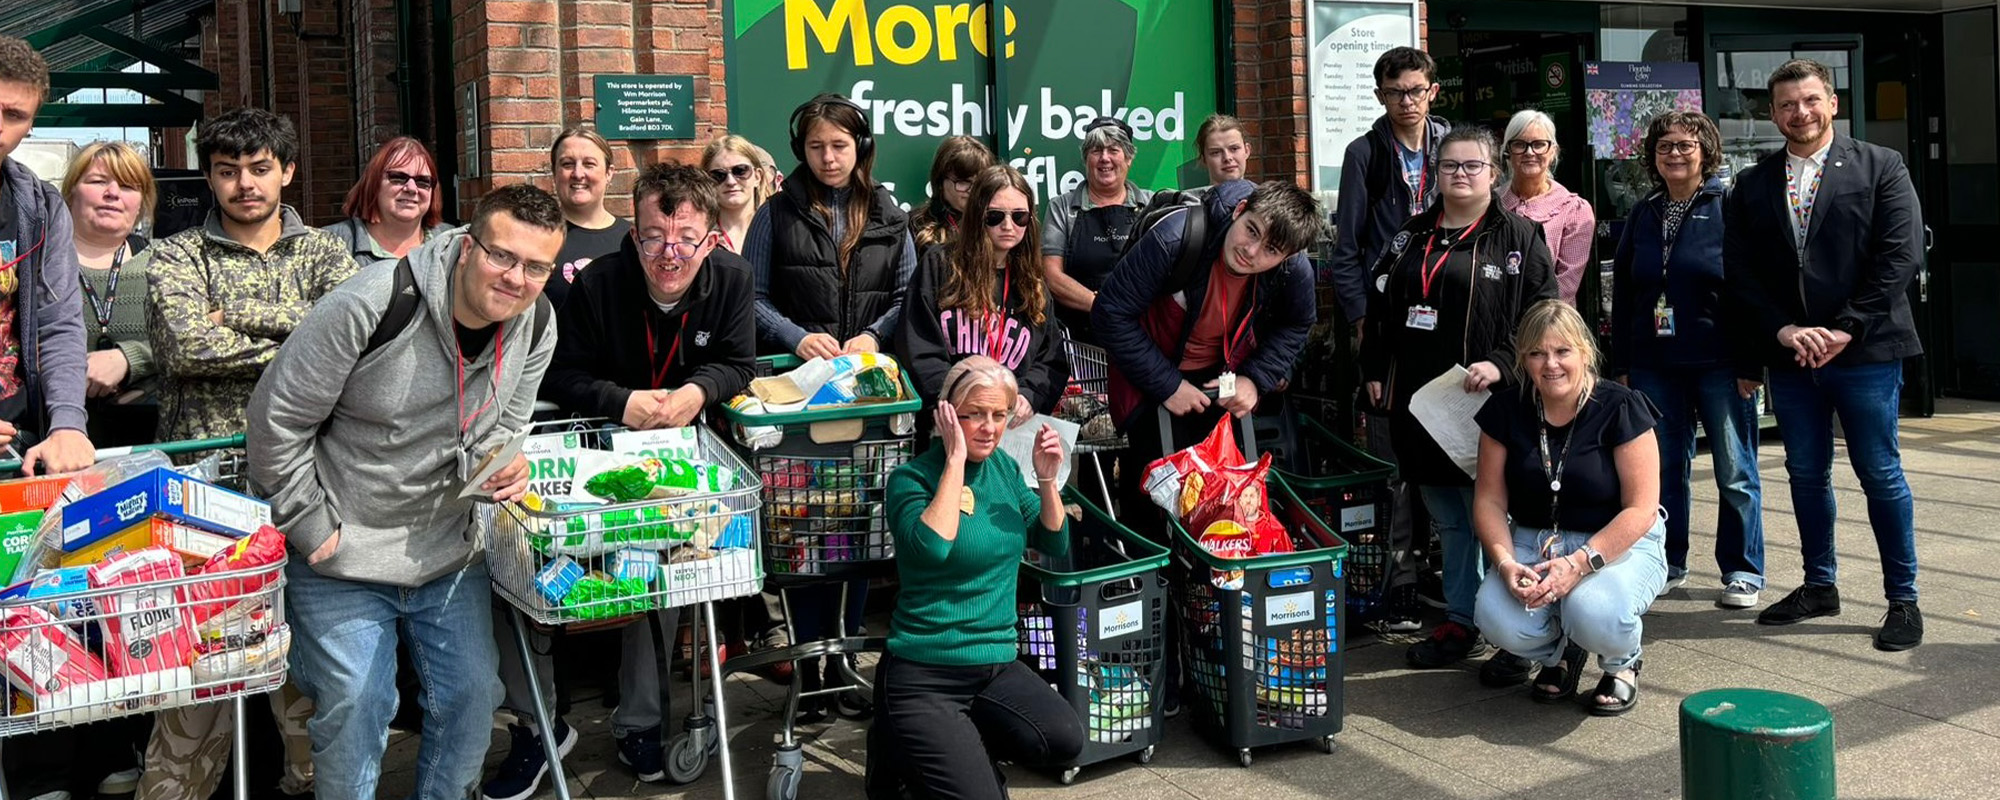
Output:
[1178, 259, 1251, 371]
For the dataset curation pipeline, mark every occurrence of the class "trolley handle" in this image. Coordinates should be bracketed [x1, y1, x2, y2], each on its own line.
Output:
[1156, 388, 1258, 461]
[0, 434, 247, 476]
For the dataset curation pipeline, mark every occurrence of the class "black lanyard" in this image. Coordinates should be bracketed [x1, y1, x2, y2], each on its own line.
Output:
[1536, 393, 1579, 528]
[79, 246, 125, 347]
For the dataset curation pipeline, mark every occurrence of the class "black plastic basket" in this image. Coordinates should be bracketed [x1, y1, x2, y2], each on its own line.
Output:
[1171, 475, 1349, 767]
[1272, 415, 1395, 623]
[1017, 488, 1171, 784]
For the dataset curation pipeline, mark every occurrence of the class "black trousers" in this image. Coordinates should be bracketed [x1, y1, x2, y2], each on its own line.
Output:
[864, 654, 1084, 800]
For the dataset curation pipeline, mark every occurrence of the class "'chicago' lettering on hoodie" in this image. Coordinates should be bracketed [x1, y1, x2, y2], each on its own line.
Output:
[938, 308, 1032, 369]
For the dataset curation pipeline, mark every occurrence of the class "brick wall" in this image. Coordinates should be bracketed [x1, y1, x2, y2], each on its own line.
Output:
[196, 0, 358, 225]
[454, 0, 729, 220]
[1231, 0, 1428, 183]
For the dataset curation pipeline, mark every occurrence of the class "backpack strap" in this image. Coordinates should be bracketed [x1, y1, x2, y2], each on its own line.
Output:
[1163, 204, 1209, 297]
[360, 257, 422, 361]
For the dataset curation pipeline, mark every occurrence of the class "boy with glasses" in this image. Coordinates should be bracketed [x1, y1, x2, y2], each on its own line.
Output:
[246, 184, 562, 800]
[478, 163, 756, 799]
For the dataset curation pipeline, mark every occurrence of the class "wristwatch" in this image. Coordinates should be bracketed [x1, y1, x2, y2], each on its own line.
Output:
[1578, 545, 1606, 573]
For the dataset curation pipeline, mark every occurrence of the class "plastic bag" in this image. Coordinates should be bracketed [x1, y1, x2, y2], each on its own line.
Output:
[1142, 415, 1245, 516]
[1186, 453, 1291, 557]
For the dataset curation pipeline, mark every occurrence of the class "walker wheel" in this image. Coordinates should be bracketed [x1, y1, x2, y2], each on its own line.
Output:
[666, 731, 708, 784]
[767, 764, 801, 800]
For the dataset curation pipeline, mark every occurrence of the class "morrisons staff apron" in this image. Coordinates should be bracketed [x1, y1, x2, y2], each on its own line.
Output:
[1060, 202, 1139, 341]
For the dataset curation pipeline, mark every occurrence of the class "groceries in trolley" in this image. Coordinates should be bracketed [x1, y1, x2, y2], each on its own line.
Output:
[728, 352, 914, 451]
[0, 454, 289, 726]
[1144, 417, 1294, 589]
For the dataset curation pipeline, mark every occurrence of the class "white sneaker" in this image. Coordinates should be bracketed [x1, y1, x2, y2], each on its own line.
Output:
[26, 791, 72, 800]
[99, 766, 144, 795]
[1657, 572, 1688, 597]
[1717, 580, 1761, 609]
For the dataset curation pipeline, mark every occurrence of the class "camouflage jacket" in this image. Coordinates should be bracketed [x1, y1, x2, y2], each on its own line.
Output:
[147, 207, 356, 443]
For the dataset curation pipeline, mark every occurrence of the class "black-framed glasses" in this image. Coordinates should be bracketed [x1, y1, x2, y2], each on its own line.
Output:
[1438, 160, 1491, 176]
[637, 233, 715, 260]
[708, 164, 754, 183]
[468, 235, 554, 281]
[1654, 140, 1702, 156]
[983, 209, 1031, 228]
[1506, 139, 1554, 155]
[387, 171, 436, 191]
[1374, 84, 1434, 106]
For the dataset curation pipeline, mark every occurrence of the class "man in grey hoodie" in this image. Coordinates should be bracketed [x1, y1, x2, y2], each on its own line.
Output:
[0, 36, 94, 474]
[247, 184, 562, 800]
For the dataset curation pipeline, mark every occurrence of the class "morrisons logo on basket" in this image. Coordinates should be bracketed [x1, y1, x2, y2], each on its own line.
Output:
[1264, 590, 1317, 627]
[1099, 600, 1143, 640]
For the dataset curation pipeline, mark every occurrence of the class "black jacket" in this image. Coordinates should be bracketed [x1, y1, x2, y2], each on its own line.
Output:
[540, 236, 757, 419]
[1361, 199, 1557, 486]
[1327, 115, 1451, 325]
[1609, 178, 1733, 377]
[763, 165, 911, 347]
[896, 248, 1069, 413]
[1723, 134, 1924, 373]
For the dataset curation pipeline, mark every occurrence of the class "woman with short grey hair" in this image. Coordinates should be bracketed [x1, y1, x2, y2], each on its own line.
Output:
[1040, 116, 1152, 340]
[1501, 109, 1597, 306]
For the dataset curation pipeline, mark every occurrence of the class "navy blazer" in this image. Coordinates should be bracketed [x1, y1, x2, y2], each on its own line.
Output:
[1609, 178, 1732, 377]
[1722, 134, 1924, 373]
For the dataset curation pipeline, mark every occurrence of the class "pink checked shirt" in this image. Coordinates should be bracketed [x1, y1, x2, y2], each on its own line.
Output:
[1501, 180, 1597, 305]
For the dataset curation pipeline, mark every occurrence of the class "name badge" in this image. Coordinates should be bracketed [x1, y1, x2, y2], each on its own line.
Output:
[1217, 371, 1238, 399]
[1654, 301, 1677, 337]
[1406, 305, 1439, 331]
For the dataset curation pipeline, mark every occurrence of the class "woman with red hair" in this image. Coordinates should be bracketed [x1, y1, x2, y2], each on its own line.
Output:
[323, 135, 450, 268]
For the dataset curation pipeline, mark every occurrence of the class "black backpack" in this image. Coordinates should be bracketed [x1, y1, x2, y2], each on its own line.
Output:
[359, 256, 552, 360]
[1116, 189, 1210, 298]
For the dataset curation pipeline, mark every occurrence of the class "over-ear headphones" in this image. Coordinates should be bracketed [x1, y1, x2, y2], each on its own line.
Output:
[789, 93, 875, 164]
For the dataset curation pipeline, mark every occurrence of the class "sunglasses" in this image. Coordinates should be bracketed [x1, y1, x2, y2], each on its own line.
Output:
[386, 171, 436, 191]
[709, 164, 755, 183]
[984, 209, 1032, 228]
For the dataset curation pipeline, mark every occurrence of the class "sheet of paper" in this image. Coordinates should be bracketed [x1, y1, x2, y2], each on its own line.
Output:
[461, 423, 533, 500]
[998, 414, 1081, 489]
[1407, 365, 1492, 480]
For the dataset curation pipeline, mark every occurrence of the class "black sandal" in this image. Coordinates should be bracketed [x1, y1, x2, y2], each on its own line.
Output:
[1587, 659, 1644, 717]
[1531, 641, 1587, 705]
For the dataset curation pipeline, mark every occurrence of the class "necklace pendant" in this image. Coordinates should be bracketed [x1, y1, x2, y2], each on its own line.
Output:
[1550, 479, 1562, 493]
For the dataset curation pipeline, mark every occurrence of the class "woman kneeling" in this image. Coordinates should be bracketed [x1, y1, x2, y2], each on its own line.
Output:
[867, 356, 1084, 797]
[1472, 300, 1668, 715]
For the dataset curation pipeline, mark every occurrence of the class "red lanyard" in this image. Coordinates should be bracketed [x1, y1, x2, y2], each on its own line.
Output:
[983, 269, 1011, 359]
[646, 311, 689, 390]
[1419, 217, 1483, 300]
[455, 323, 505, 435]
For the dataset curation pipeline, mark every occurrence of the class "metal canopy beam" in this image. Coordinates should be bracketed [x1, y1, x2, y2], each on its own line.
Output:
[35, 102, 200, 128]
[29, 1, 214, 128]
[22, 0, 176, 50]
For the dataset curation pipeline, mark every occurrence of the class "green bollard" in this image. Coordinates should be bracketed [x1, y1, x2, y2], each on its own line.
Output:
[1680, 688, 1836, 799]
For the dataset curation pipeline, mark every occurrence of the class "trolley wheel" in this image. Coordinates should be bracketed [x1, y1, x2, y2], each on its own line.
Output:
[665, 731, 709, 784]
[1137, 745, 1155, 764]
[1059, 767, 1081, 785]
[1237, 748, 1254, 768]
[767, 765, 802, 800]
[1318, 735, 1337, 754]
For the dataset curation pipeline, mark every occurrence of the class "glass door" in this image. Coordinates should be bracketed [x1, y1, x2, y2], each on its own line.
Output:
[1706, 36, 1863, 181]
[1928, 8, 2000, 400]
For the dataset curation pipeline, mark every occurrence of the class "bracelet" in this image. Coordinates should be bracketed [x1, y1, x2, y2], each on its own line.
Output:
[1036, 476, 1058, 484]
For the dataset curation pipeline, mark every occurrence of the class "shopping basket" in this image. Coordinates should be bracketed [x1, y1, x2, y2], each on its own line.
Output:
[1172, 474, 1349, 767]
[0, 435, 285, 800]
[1017, 487, 1171, 785]
[711, 354, 920, 800]
[1272, 415, 1395, 624]
[489, 420, 764, 800]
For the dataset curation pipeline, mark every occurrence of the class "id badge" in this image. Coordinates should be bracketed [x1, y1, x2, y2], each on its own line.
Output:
[1654, 302, 1677, 337]
[1217, 371, 1238, 399]
[1406, 305, 1439, 331]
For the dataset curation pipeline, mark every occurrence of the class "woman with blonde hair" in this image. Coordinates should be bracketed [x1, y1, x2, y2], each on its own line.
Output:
[60, 141, 159, 446]
[702, 133, 770, 253]
[1472, 299, 1665, 716]
[909, 135, 996, 254]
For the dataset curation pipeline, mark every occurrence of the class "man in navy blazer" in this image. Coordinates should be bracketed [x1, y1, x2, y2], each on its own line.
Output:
[1723, 58, 1926, 651]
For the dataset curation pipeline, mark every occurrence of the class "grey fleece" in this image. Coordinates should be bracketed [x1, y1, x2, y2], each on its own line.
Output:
[320, 216, 454, 270]
[2, 158, 89, 434]
[246, 228, 556, 587]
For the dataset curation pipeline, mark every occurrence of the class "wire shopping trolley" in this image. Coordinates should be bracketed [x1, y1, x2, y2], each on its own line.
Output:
[713, 354, 919, 800]
[0, 435, 287, 800]
[1055, 339, 1127, 512]
[488, 421, 764, 800]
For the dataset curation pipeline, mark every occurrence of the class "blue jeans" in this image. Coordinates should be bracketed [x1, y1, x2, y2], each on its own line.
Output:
[1475, 518, 1668, 674]
[1628, 366, 1766, 587]
[1767, 361, 1919, 602]
[286, 559, 504, 800]
[1418, 485, 1482, 627]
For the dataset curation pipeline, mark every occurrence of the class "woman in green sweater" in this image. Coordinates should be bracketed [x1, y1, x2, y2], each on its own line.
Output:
[868, 355, 1083, 798]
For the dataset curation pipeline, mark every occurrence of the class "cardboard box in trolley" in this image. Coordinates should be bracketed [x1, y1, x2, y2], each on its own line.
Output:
[60, 468, 270, 552]
[88, 548, 199, 677]
[61, 517, 240, 569]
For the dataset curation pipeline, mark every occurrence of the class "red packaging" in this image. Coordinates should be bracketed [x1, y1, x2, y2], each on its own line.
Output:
[1186, 453, 1292, 557]
[0, 606, 109, 696]
[87, 548, 197, 676]
[1143, 416, 1246, 516]
[185, 526, 286, 629]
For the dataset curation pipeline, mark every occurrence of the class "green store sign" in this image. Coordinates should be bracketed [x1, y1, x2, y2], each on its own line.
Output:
[724, 0, 1220, 208]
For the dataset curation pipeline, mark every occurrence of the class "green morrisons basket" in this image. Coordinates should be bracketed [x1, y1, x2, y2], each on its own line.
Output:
[1272, 415, 1395, 624]
[722, 355, 923, 583]
[1017, 488, 1172, 785]
[1172, 474, 1348, 767]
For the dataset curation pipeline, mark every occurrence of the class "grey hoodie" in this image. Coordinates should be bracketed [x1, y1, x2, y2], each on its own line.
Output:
[1, 158, 90, 435]
[246, 228, 555, 587]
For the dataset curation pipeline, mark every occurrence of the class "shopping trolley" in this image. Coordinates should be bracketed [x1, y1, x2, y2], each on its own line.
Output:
[1055, 339, 1127, 512]
[1017, 488, 1170, 784]
[0, 436, 286, 800]
[488, 421, 764, 800]
[712, 354, 919, 800]
[1272, 415, 1395, 624]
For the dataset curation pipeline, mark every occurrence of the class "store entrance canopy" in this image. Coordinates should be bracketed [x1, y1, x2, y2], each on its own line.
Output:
[8, 0, 217, 128]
